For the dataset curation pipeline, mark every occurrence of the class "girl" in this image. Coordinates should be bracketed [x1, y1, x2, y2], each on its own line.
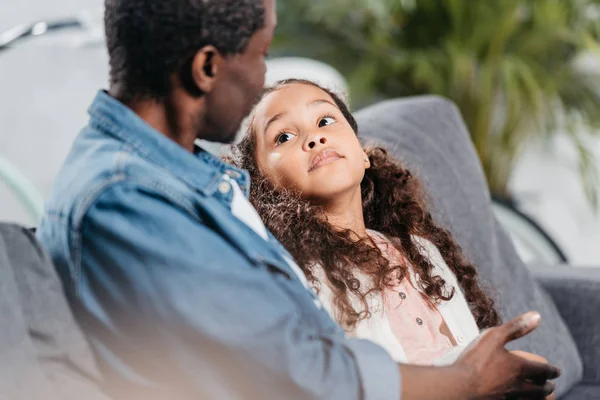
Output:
[231, 79, 550, 378]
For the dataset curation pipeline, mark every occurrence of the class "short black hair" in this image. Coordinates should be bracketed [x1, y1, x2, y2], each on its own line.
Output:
[104, 0, 266, 100]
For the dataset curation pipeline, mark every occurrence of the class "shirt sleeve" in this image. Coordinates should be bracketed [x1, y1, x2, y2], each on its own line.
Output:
[79, 182, 401, 400]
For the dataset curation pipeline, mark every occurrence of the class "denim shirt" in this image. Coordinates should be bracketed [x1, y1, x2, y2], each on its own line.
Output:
[37, 91, 400, 400]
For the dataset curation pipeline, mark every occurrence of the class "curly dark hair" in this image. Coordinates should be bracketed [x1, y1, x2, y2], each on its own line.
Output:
[231, 79, 501, 330]
[104, 0, 265, 101]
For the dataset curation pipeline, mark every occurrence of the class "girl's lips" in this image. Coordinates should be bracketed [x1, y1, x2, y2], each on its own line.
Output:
[309, 148, 344, 172]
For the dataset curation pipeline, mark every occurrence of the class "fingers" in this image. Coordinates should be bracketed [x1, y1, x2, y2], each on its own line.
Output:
[497, 312, 542, 344]
[510, 350, 548, 364]
[505, 380, 556, 399]
[519, 359, 561, 381]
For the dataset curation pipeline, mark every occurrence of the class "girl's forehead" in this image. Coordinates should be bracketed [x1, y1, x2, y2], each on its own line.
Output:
[252, 84, 336, 126]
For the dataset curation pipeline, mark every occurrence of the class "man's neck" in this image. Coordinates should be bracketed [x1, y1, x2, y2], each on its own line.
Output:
[321, 186, 368, 239]
[110, 88, 201, 153]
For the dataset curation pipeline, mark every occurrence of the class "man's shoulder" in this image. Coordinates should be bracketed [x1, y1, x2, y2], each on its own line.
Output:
[43, 128, 196, 230]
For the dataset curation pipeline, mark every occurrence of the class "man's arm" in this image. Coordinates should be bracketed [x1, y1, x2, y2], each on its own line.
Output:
[79, 182, 400, 400]
[78, 183, 559, 400]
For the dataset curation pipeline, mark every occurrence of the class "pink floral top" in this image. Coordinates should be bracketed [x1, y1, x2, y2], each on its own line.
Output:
[369, 231, 456, 365]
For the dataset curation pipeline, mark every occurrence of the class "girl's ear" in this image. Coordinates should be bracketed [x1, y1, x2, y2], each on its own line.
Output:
[363, 153, 370, 169]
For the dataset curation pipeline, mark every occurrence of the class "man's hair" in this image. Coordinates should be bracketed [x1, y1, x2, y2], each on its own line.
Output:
[104, 0, 266, 101]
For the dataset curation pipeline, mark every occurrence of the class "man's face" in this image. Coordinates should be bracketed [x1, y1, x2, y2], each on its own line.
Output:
[202, 0, 277, 143]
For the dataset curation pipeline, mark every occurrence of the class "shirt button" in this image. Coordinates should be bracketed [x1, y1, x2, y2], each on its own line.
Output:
[456, 335, 465, 344]
[398, 292, 407, 300]
[225, 170, 242, 179]
[218, 181, 231, 194]
[416, 318, 423, 326]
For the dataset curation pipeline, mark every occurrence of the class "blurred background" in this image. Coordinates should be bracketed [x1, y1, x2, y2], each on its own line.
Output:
[2, 0, 600, 267]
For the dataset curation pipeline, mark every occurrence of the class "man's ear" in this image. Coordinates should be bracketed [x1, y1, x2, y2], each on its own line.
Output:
[190, 45, 224, 94]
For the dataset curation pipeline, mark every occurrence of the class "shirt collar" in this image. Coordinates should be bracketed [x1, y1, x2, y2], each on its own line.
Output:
[87, 90, 250, 196]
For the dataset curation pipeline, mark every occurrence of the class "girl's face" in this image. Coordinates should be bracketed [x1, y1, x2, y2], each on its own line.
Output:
[251, 83, 369, 202]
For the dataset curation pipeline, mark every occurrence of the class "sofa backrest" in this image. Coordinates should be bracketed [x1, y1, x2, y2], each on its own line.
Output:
[0, 223, 109, 400]
[353, 96, 583, 396]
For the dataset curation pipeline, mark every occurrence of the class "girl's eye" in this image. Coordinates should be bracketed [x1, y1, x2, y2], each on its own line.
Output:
[319, 116, 336, 128]
[275, 132, 295, 145]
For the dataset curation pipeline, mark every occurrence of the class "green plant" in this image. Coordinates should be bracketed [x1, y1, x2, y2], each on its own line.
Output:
[274, 0, 600, 205]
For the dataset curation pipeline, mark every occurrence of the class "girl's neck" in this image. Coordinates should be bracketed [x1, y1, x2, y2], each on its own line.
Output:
[321, 186, 368, 239]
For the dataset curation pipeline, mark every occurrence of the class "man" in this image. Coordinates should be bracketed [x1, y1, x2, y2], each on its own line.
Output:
[37, 0, 560, 399]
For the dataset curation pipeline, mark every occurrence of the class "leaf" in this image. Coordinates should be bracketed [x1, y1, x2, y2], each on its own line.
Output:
[275, 0, 600, 206]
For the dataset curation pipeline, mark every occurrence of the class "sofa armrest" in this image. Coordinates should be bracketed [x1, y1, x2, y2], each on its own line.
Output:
[530, 265, 600, 385]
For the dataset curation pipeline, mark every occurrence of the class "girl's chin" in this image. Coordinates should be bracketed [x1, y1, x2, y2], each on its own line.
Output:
[303, 183, 363, 204]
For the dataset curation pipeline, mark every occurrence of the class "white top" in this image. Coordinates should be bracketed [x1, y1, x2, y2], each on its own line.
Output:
[312, 233, 480, 365]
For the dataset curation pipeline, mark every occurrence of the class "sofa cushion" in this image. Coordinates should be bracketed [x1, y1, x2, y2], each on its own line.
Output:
[354, 96, 583, 396]
[0, 223, 109, 400]
[531, 265, 600, 385]
[0, 225, 52, 399]
[561, 383, 600, 400]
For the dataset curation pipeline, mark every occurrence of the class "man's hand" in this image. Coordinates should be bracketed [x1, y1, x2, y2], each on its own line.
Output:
[456, 311, 561, 399]
[510, 351, 555, 400]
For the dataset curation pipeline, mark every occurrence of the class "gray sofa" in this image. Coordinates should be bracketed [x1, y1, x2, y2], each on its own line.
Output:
[1, 96, 598, 399]
[356, 96, 600, 399]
